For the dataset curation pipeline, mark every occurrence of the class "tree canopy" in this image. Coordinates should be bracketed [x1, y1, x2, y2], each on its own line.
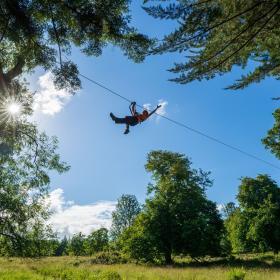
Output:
[68, 232, 86, 256]
[0, 120, 69, 254]
[0, 0, 152, 256]
[225, 175, 280, 254]
[145, 0, 280, 89]
[119, 151, 223, 264]
[262, 108, 280, 159]
[0, 0, 152, 94]
[111, 194, 141, 240]
[85, 228, 109, 255]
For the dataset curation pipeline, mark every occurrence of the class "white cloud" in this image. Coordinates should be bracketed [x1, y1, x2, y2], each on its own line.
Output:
[143, 103, 151, 111]
[46, 188, 116, 238]
[33, 72, 72, 116]
[217, 204, 225, 213]
[143, 99, 168, 122]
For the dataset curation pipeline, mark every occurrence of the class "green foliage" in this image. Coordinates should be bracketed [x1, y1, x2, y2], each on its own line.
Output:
[116, 214, 160, 263]
[225, 175, 280, 254]
[55, 236, 69, 256]
[262, 108, 280, 159]
[228, 268, 246, 280]
[0, 271, 47, 280]
[0, 2, 152, 257]
[68, 229, 109, 257]
[237, 175, 280, 209]
[0, 87, 68, 257]
[118, 150, 224, 264]
[1, 255, 280, 279]
[90, 251, 127, 265]
[223, 202, 237, 219]
[110, 194, 141, 240]
[99, 271, 121, 280]
[0, 92, 68, 256]
[0, 0, 152, 95]
[225, 208, 252, 253]
[85, 228, 109, 255]
[145, 0, 280, 89]
[19, 223, 58, 257]
[0, 225, 59, 257]
[68, 232, 87, 256]
[38, 266, 122, 280]
[220, 235, 232, 257]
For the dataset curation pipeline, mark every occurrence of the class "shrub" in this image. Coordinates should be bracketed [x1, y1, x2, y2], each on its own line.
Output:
[90, 251, 127, 265]
[228, 268, 246, 280]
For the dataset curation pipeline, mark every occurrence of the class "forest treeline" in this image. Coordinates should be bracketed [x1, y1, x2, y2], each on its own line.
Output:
[1, 150, 280, 265]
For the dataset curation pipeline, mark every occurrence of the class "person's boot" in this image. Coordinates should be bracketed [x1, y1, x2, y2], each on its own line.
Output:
[110, 113, 116, 122]
[124, 127, 130, 134]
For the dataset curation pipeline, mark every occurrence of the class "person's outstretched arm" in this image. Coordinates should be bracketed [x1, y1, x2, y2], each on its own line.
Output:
[148, 105, 161, 118]
[129, 102, 133, 115]
[130, 102, 137, 116]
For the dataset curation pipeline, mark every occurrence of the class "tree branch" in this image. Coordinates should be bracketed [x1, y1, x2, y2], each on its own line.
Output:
[227, 62, 280, 90]
[0, 127, 39, 166]
[144, 0, 213, 17]
[203, 6, 280, 75]
[153, 1, 265, 54]
[62, 1, 79, 15]
[185, 5, 278, 70]
[183, 0, 214, 9]
[16, 128, 39, 164]
[175, 5, 280, 84]
[0, 63, 8, 92]
[184, 1, 265, 40]
[50, 11, 63, 67]
[0, 20, 9, 44]
[5, 57, 25, 82]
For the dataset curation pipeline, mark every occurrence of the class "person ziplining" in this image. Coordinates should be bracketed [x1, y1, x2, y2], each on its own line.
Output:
[110, 102, 162, 134]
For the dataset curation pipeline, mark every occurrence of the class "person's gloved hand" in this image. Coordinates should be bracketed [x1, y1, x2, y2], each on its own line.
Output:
[157, 104, 162, 109]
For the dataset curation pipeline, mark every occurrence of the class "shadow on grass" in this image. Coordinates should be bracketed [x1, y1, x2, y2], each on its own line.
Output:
[173, 257, 280, 269]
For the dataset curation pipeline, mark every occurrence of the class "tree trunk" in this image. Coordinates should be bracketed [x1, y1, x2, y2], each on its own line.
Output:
[0, 66, 7, 93]
[164, 250, 172, 264]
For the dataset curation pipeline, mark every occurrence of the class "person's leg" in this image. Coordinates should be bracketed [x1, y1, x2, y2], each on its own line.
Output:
[110, 113, 126, 124]
[131, 102, 137, 116]
[110, 114, 136, 134]
[124, 124, 130, 134]
[125, 116, 138, 126]
[123, 116, 139, 134]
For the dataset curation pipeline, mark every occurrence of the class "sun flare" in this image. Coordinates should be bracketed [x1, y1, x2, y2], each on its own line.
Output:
[7, 102, 21, 116]
[0, 98, 23, 125]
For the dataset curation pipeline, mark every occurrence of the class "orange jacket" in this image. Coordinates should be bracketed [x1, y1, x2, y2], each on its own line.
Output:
[136, 113, 148, 123]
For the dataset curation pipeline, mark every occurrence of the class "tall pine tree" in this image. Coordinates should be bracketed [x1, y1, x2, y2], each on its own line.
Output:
[145, 0, 280, 89]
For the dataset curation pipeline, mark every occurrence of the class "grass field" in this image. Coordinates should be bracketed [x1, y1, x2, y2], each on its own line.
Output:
[0, 254, 279, 280]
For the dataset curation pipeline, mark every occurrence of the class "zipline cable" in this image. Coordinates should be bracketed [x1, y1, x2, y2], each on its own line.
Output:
[78, 73, 280, 171]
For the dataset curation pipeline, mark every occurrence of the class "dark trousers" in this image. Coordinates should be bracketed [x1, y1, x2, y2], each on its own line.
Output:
[114, 116, 138, 126]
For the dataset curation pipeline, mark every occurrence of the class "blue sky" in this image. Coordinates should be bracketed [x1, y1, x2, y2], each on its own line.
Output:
[27, 2, 280, 235]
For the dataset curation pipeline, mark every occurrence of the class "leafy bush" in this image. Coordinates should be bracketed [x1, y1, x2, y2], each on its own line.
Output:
[226, 255, 236, 262]
[228, 268, 246, 280]
[90, 251, 127, 265]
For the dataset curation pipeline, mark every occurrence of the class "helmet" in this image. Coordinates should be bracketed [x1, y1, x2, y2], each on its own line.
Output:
[142, 110, 149, 117]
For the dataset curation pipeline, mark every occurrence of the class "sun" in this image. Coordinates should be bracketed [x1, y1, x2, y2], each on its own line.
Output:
[7, 102, 21, 116]
[0, 97, 23, 125]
